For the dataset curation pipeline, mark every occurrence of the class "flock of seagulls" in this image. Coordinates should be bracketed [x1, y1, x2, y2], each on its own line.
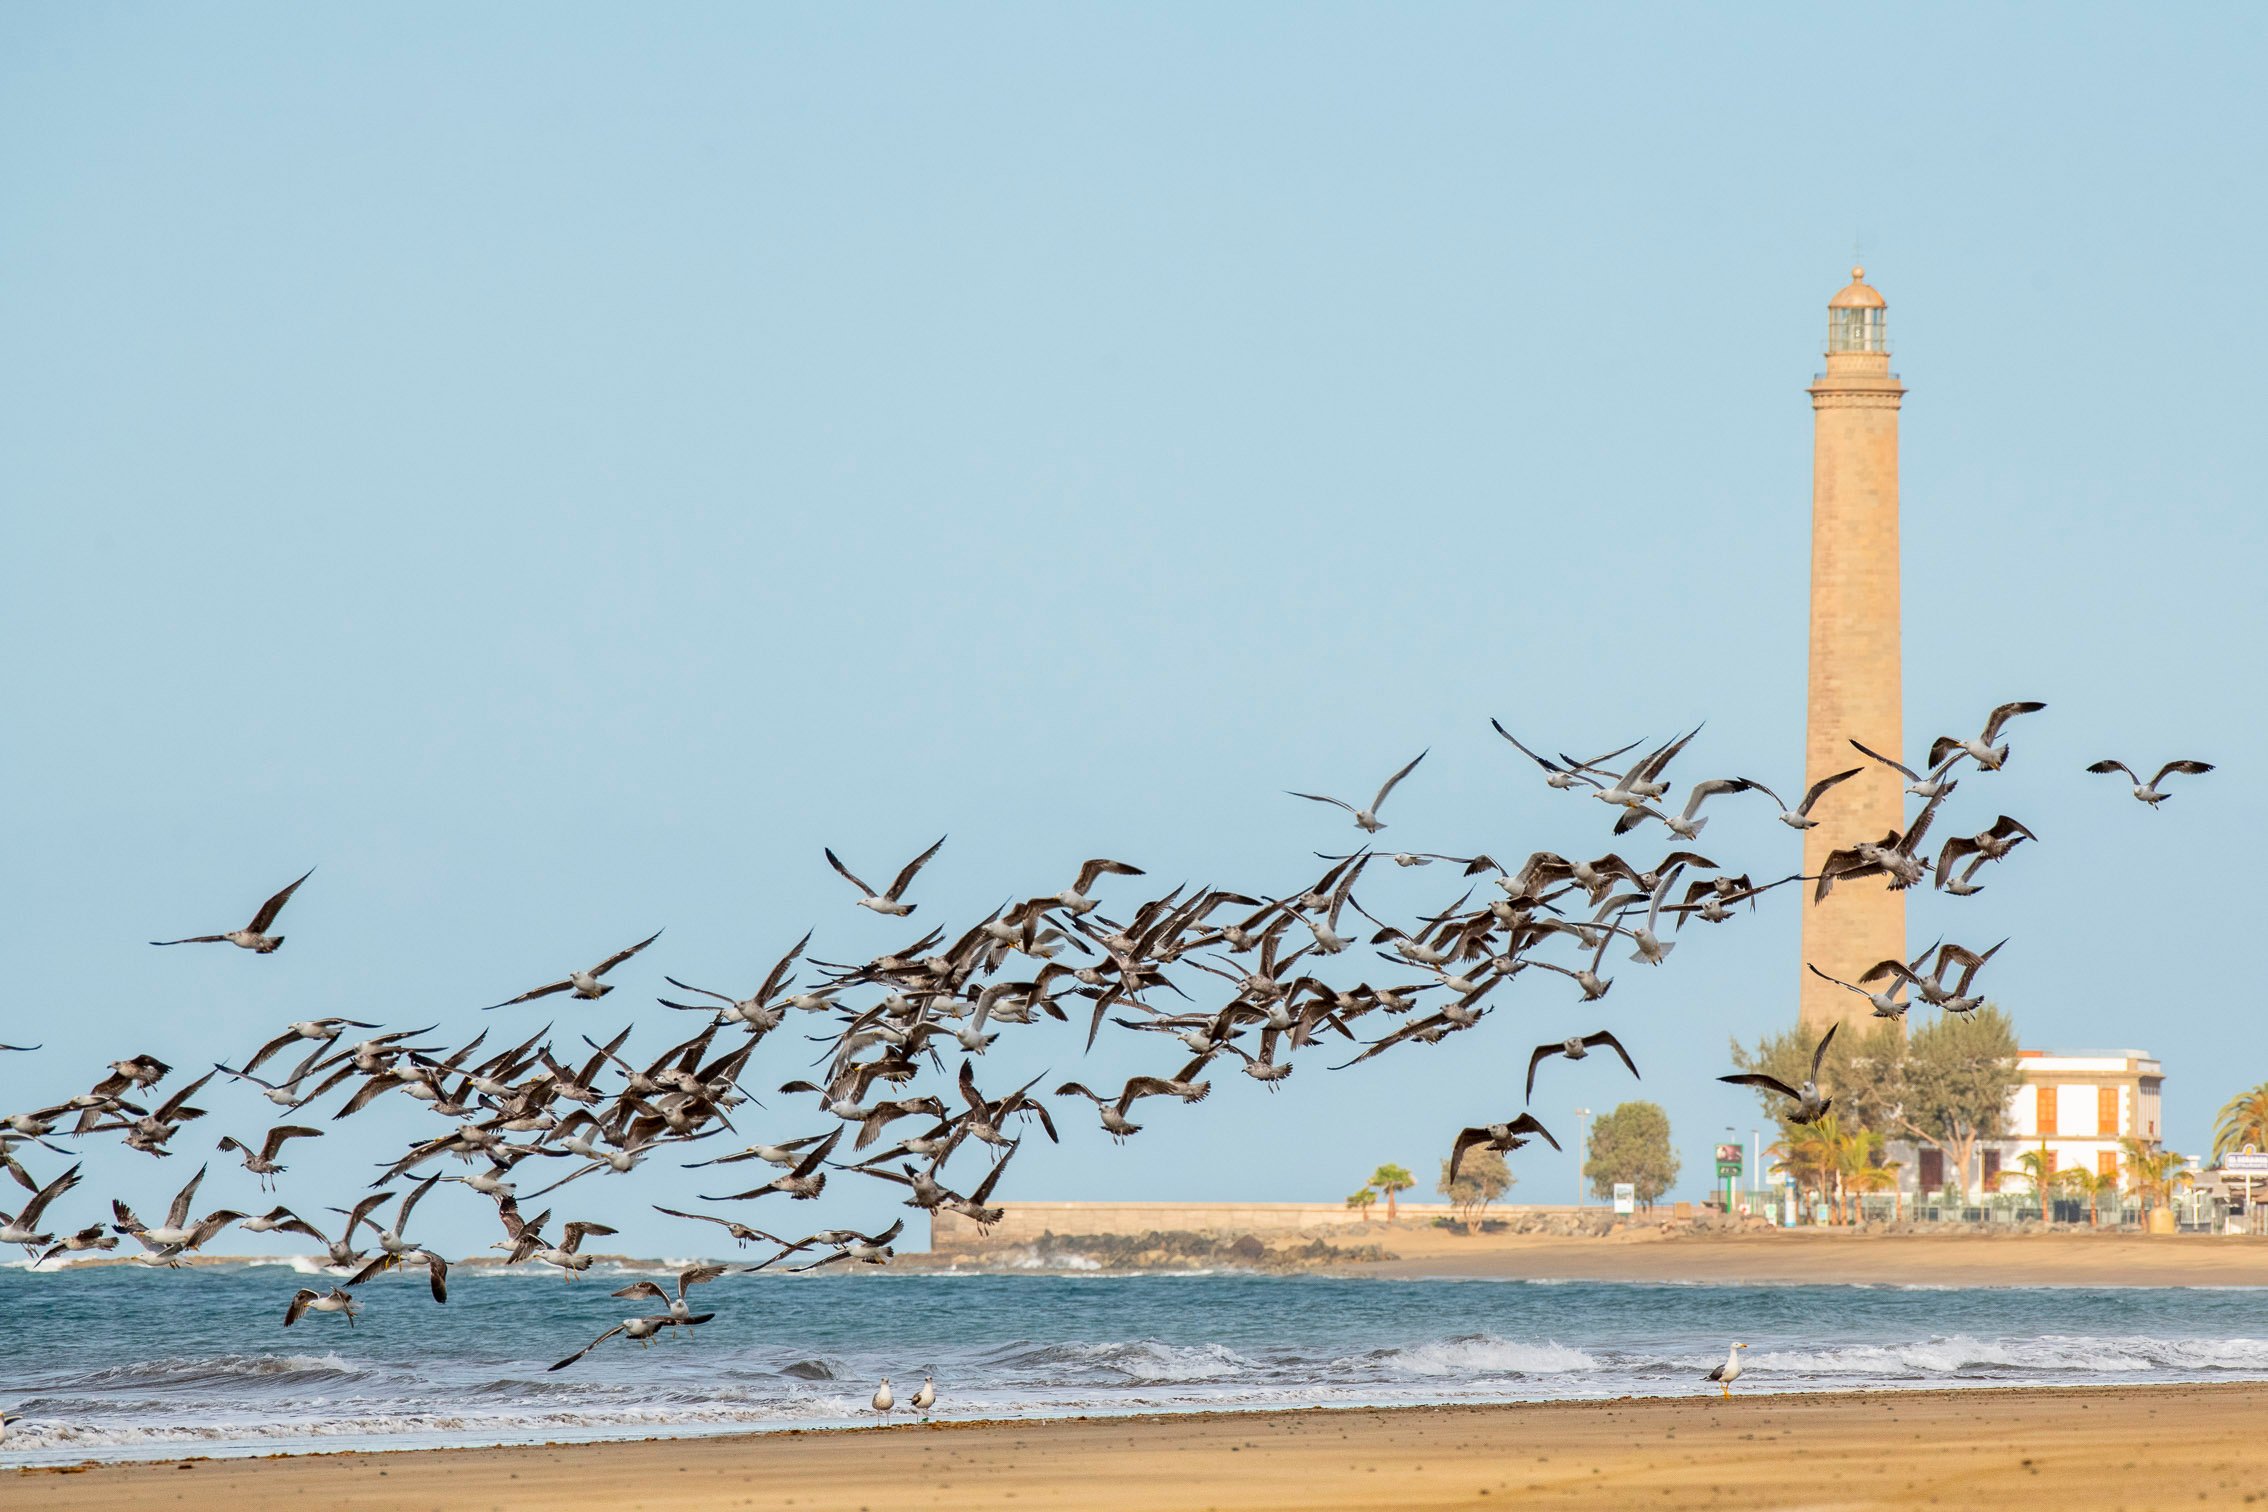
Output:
[0, 701, 2214, 1419]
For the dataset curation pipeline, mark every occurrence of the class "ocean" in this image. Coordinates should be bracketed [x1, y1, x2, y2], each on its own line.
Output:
[5, 1263, 2267, 1464]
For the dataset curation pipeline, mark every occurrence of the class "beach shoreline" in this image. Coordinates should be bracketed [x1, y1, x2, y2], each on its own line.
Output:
[916, 1224, 2268, 1288]
[1331, 1225, 2268, 1287]
[12, 1381, 2268, 1510]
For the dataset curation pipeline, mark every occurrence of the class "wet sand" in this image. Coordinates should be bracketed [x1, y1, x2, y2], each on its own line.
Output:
[11, 1382, 2268, 1511]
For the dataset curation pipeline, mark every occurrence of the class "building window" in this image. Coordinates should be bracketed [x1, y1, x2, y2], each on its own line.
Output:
[2099, 1086, 2119, 1136]
[2098, 1151, 2118, 1180]
[1920, 1148, 1945, 1190]
[1982, 1149, 2002, 1190]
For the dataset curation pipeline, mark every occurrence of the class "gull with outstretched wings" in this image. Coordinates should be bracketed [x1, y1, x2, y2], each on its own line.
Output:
[151, 868, 315, 954]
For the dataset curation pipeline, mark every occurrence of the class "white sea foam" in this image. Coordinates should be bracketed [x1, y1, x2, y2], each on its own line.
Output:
[1017, 1340, 1258, 1383]
[1365, 1335, 1600, 1377]
[1740, 1333, 2268, 1378]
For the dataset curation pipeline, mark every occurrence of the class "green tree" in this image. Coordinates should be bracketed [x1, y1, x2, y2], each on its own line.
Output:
[2212, 1082, 2268, 1164]
[1345, 1187, 1377, 1222]
[1437, 1149, 1513, 1232]
[1728, 1019, 1906, 1139]
[1895, 1005, 2020, 1201]
[1368, 1163, 1415, 1221]
[1584, 1101, 1679, 1209]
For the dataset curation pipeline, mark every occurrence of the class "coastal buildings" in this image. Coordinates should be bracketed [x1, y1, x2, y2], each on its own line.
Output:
[1974, 1048, 2165, 1192]
[1799, 270, 1909, 1034]
[1901, 1048, 2165, 1197]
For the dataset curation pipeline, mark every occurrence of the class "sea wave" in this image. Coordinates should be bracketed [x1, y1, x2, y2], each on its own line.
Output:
[985, 1340, 1259, 1383]
[1744, 1333, 2268, 1378]
[41, 1353, 373, 1393]
[1360, 1334, 1599, 1377]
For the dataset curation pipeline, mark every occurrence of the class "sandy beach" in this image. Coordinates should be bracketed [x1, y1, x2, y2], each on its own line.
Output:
[1322, 1224, 2268, 1287]
[12, 1382, 2266, 1511]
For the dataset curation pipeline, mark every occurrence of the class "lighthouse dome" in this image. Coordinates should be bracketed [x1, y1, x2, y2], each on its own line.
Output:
[1829, 268, 1886, 309]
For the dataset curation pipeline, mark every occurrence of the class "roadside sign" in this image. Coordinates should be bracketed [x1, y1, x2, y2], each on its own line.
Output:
[1715, 1143, 1743, 1178]
[1613, 1182, 1635, 1214]
[2224, 1152, 2268, 1175]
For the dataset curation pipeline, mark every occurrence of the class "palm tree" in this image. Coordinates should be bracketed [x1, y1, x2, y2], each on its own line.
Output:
[1369, 1164, 1415, 1222]
[2121, 1137, 2192, 1216]
[1768, 1118, 1842, 1223]
[2057, 1165, 2117, 1228]
[2213, 1083, 2268, 1164]
[1345, 1187, 1377, 1223]
[1788, 1115, 1896, 1224]
[2012, 1149, 2056, 1220]
[1840, 1128, 1902, 1224]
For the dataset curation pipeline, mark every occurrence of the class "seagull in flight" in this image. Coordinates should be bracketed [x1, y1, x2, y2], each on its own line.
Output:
[1719, 1023, 1838, 1124]
[825, 837, 947, 916]
[2085, 758, 2213, 808]
[1927, 700, 2047, 773]
[150, 868, 315, 954]
[1525, 1031, 1638, 1104]
[1848, 739, 1963, 800]
[548, 1313, 711, 1370]
[1489, 722, 1640, 792]
[1805, 962, 1909, 1019]
[1287, 750, 1427, 833]
[283, 1286, 360, 1328]
[485, 930, 663, 1009]
[1749, 768, 1863, 830]
[1448, 1114, 1561, 1181]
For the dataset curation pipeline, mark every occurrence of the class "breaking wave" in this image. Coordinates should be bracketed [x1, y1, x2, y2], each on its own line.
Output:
[1361, 1335, 1599, 1376]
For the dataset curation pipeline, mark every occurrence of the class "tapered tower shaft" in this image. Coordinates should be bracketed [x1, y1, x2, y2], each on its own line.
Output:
[1799, 269, 1906, 1034]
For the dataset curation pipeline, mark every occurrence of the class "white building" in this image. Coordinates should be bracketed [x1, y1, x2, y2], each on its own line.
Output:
[1906, 1048, 2163, 1195]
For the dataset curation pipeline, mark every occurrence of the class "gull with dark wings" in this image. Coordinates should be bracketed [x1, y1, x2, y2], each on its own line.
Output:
[825, 836, 947, 916]
[549, 1313, 712, 1370]
[150, 867, 314, 954]
[485, 929, 663, 1009]
[1448, 1114, 1561, 1181]
[1749, 768, 1863, 830]
[1287, 749, 1427, 833]
[1719, 1023, 1838, 1125]
[1525, 1030, 1638, 1104]
[1489, 721, 1641, 793]
[216, 1124, 322, 1190]
[1927, 699, 2047, 774]
[283, 1286, 360, 1328]
[612, 1263, 726, 1330]
[2086, 757, 2214, 808]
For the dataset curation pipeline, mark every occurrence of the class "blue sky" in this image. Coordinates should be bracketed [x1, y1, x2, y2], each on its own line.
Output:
[3, 6, 2262, 1257]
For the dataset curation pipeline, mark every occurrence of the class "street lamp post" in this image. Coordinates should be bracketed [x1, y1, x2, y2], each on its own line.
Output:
[1574, 1107, 1592, 1208]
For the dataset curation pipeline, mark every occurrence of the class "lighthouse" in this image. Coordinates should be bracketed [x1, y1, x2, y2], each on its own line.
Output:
[1798, 269, 1907, 1033]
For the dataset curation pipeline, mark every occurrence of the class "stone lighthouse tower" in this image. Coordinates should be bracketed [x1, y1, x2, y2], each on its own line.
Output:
[1798, 269, 1906, 1033]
